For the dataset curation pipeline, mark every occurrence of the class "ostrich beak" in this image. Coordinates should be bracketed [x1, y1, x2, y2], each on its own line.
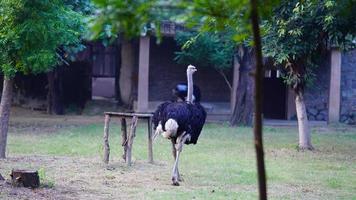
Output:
[188, 65, 197, 72]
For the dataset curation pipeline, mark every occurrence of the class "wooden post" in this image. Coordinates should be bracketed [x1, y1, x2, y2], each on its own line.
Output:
[147, 117, 153, 163]
[126, 116, 138, 166]
[328, 48, 341, 123]
[103, 114, 111, 164]
[121, 118, 127, 161]
[137, 36, 150, 112]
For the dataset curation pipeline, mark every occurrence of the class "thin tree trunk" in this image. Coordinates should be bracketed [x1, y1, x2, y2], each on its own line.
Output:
[250, 0, 267, 199]
[0, 78, 14, 158]
[289, 59, 313, 150]
[295, 91, 313, 150]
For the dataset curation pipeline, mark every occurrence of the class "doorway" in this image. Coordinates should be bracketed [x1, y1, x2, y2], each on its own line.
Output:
[263, 70, 287, 119]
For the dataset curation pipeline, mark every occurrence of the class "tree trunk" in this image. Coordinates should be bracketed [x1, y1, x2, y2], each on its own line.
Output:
[289, 59, 313, 150]
[230, 47, 255, 126]
[47, 69, 64, 115]
[295, 91, 313, 150]
[120, 39, 135, 108]
[0, 78, 14, 158]
[250, 0, 267, 199]
[47, 71, 54, 114]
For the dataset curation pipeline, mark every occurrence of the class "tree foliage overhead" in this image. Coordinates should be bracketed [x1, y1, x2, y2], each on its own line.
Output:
[64, 0, 94, 14]
[174, 31, 235, 90]
[178, 0, 280, 41]
[90, 0, 158, 40]
[90, 0, 195, 42]
[263, 0, 356, 91]
[0, 0, 86, 78]
[175, 31, 235, 70]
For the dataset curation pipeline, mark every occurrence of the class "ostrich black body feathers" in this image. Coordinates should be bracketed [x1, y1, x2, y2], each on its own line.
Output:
[152, 101, 206, 145]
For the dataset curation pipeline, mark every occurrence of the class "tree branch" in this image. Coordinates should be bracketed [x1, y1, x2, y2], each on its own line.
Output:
[216, 69, 232, 91]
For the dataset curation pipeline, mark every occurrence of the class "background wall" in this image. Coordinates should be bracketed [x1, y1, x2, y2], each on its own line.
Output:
[340, 50, 356, 124]
[304, 55, 330, 121]
[148, 37, 232, 102]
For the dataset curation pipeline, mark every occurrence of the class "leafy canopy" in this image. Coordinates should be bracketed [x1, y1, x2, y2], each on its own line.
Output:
[263, 0, 356, 89]
[0, 0, 85, 78]
[90, 0, 158, 41]
[90, 0, 196, 42]
[175, 31, 235, 70]
[178, 0, 280, 42]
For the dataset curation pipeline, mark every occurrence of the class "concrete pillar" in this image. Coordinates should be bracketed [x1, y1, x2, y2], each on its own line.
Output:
[328, 48, 341, 123]
[137, 36, 150, 112]
[231, 56, 240, 112]
[286, 88, 296, 120]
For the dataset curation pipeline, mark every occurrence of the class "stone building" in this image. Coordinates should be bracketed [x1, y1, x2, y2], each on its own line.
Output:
[57, 22, 356, 124]
[130, 26, 355, 123]
[4, 22, 355, 123]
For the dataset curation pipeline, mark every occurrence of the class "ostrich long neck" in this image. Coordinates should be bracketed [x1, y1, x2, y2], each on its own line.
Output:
[187, 71, 193, 103]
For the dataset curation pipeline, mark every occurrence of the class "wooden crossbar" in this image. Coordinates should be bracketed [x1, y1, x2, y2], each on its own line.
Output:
[105, 112, 153, 118]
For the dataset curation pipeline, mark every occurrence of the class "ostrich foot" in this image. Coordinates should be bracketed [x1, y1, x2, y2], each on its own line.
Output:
[172, 177, 180, 186]
[171, 174, 183, 185]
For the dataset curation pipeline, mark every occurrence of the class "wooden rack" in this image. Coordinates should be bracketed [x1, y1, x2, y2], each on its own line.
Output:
[103, 112, 154, 166]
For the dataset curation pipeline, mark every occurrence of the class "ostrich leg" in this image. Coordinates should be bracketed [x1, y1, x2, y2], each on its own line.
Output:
[171, 140, 181, 182]
[152, 131, 159, 141]
[171, 134, 191, 186]
[152, 123, 162, 141]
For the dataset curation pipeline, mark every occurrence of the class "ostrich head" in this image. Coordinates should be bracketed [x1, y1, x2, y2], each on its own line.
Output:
[187, 65, 197, 76]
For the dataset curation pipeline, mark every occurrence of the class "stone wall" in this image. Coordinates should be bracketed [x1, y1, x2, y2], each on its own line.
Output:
[304, 57, 330, 121]
[299, 50, 356, 124]
[340, 50, 356, 124]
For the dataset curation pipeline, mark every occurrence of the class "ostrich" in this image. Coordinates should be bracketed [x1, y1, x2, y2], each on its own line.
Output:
[152, 65, 206, 186]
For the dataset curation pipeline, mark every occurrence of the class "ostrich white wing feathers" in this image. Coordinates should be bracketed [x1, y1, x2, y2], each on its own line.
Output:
[162, 118, 178, 138]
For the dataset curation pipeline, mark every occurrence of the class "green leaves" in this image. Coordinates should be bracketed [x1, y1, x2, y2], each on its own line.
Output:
[90, 0, 157, 41]
[263, 0, 356, 90]
[175, 31, 235, 70]
[0, 0, 86, 77]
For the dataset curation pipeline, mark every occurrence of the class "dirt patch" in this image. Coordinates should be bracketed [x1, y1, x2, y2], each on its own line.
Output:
[0, 155, 174, 200]
[2, 108, 177, 199]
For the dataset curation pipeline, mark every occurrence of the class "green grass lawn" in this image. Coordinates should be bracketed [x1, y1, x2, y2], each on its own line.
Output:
[5, 121, 356, 199]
